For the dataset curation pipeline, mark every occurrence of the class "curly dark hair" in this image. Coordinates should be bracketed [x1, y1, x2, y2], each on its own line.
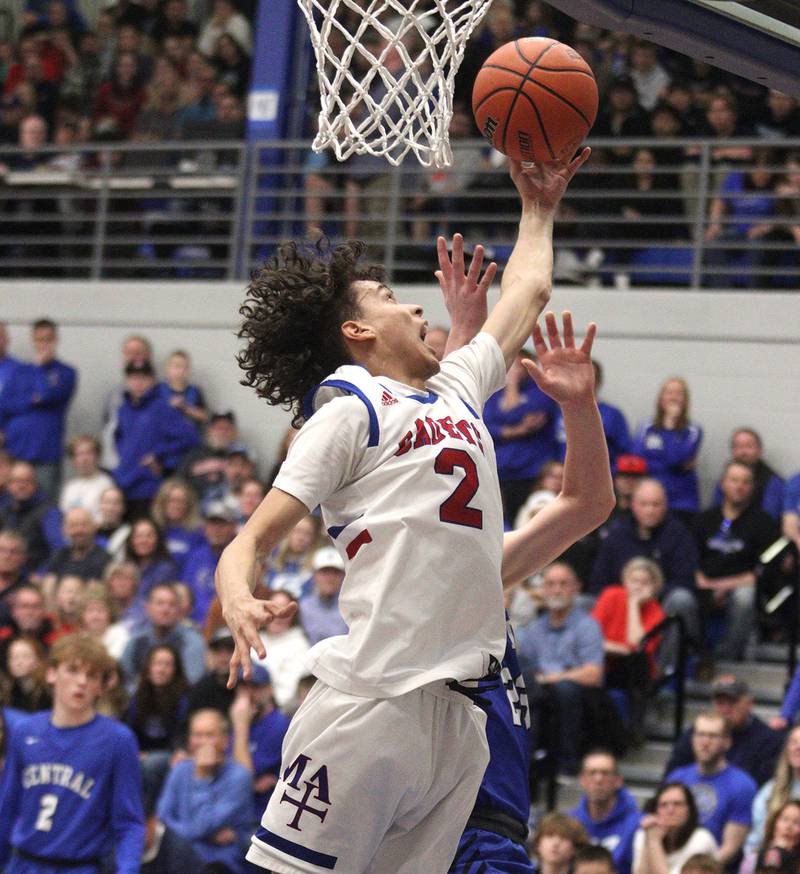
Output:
[238, 239, 384, 427]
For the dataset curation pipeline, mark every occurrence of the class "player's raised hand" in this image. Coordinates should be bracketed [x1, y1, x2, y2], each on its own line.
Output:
[521, 311, 596, 406]
[510, 147, 591, 212]
[221, 593, 298, 688]
[435, 233, 497, 341]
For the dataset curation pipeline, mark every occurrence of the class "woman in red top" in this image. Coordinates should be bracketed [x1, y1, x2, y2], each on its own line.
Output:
[592, 557, 666, 744]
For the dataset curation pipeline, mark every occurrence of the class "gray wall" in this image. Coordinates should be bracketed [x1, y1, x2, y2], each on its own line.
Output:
[3, 281, 799, 501]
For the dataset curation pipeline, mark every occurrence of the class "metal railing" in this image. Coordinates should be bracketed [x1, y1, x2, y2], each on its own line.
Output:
[1, 137, 798, 287]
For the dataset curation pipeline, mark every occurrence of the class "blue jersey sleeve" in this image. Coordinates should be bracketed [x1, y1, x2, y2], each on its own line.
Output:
[110, 725, 146, 874]
[0, 717, 24, 865]
[782, 665, 800, 722]
[762, 475, 785, 520]
[784, 474, 800, 514]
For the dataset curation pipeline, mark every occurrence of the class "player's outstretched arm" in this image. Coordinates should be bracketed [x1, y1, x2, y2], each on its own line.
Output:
[215, 486, 309, 687]
[501, 311, 614, 587]
[482, 150, 590, 369]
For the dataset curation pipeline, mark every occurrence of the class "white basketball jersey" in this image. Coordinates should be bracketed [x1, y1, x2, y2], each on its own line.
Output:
[272, 332, 508, 698]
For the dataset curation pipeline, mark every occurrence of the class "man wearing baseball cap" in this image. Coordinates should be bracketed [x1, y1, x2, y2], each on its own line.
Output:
[112, 359, 199, 517]
[299, 546, 348, 646]
[182, 500, 238, 624]
[664, 675, 785, 786]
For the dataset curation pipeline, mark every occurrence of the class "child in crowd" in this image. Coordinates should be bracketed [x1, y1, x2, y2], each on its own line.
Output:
[59, 434, 115, 522]
[532, 813, 590, 874]
[679, 854, 721, 874]
[573, 845, 618, 874]
[742, 801, 800, 874]
[52, 574, 85, 635]
[95, 485, 131, 560]
[5, 636, 51, 712]
[79, 579, 131, 659]
[158, 349, 208, 429]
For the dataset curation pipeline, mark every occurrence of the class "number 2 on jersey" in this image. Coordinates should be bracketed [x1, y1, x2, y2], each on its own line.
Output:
[435, 448, 483, 529]
[35, 793, 59, 831]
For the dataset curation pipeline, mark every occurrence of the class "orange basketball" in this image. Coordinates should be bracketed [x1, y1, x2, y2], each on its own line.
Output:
[472, 37, 598, 163]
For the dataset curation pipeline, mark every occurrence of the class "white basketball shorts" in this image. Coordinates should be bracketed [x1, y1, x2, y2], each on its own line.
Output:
[246, 678, 490, 874]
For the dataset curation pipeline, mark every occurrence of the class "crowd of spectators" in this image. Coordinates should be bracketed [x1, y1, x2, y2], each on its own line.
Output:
[1, 312, 800, 870]
[301, 0, 800, 288]
[0, 0, 251, 277]
[0, 0, 250, 149]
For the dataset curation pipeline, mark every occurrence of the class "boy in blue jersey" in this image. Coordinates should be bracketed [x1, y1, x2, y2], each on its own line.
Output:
[0, 632, 145, 874]
[442, 251, 615, 873]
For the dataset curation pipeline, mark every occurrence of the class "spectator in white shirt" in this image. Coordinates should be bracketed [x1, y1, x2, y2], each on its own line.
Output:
[198, 0, 252, 57]
[59, 434, 114, 523]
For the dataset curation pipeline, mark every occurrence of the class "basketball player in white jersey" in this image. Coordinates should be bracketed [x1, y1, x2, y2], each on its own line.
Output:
[216, 151, 592, 874]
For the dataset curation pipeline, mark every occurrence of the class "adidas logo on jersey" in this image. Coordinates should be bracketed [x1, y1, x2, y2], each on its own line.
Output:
[381, 390, 398, 406]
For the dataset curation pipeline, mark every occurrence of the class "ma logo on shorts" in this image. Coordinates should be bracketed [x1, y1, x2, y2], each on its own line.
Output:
[280, 753, 332, 831]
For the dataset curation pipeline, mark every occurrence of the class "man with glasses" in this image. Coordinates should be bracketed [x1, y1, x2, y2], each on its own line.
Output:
[663, 675, 784, 786]
[570, 749, 641, 874]
[666, 711, 756, 867]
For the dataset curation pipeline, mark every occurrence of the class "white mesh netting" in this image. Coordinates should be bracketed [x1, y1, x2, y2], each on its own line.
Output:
[297, 0, 495, 167]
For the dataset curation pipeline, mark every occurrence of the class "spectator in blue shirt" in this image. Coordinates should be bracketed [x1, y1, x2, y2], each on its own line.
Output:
[633, 377, 703, 521]
[300, 546, 348, 646]
[712, 429, 784, 521]
[157, 707, 253, 873]
[112, 360, 199, 519]
[0, 319, 77, 500]
[783, 471, 800, 560]
[484, 350, 559, 526]
[667, 711, 757, 867]
[570, 749, 641, 874]
[555, 360, 630, 469]
[704, 148, 779, 288]
[229, 663, 291, 820]
[665, 676, 785, 788]
[120, 583, 206, 689]
[516, 561, 605, 775]
[182, 500, 238, 624]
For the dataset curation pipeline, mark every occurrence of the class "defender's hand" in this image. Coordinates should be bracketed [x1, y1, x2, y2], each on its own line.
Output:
[521, 311, 596, 407]
[435, 233, 496, 339]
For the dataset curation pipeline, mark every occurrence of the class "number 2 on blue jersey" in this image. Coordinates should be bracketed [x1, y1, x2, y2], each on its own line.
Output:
[435, 448, 483, 529]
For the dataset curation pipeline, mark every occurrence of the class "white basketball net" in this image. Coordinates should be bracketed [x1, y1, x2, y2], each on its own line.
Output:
[297, 0, 494, 167]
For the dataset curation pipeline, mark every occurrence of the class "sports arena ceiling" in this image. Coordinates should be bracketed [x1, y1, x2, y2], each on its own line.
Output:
[544, 0, 800, 97]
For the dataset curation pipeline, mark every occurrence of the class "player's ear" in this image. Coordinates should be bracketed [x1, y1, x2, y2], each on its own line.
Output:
[341, 319, 377, 344]
[45, 665, 57, 686]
